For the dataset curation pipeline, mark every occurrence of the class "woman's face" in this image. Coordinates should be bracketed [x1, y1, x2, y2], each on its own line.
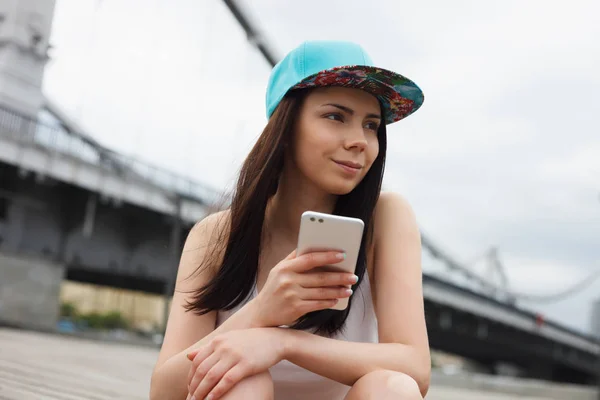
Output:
[290, 86, 381, 195]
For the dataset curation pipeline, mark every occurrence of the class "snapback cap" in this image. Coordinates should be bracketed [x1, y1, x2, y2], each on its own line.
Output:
[265, 40, 424, 125]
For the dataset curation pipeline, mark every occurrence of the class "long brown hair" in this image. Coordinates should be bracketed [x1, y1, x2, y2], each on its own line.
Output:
[184, 88, 387, 336]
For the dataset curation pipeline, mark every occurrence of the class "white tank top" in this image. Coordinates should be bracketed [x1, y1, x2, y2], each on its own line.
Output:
[215, 272, 379, 400]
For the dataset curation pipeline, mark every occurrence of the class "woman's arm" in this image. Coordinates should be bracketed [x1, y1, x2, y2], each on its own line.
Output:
[150, 211, 263, 400]
[281, 192, 431, 395]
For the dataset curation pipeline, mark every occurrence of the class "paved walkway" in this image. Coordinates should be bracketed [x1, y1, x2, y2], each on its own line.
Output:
[0, 327, 571, 399]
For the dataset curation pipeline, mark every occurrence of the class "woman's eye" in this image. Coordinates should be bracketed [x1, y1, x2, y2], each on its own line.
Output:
[325, 113, 343, 122]
[365, 122, 379, 131]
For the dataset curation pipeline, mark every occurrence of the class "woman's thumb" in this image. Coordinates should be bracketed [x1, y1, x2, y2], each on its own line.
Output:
[285, 249, 297, 260]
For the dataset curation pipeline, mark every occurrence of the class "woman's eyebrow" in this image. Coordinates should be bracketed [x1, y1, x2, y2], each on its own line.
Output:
[322, 103, 382, 120]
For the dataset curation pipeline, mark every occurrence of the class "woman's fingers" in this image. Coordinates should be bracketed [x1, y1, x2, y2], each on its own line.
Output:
[298, 299, 339, 314]
[300, 286, 353, 301]
[188, 352, 220, 397]
[192, 358, 237, 400]
[187, 345, 213, 387]
[204, 363, 249, 400]
[298, 270, 358, 288]
[285, 251, 345, 273]
[186, 349, 200, 361]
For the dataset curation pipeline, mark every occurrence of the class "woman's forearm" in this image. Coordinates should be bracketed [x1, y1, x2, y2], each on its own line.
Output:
[150, 300, 263, 400]
[282, 329, 430, 395]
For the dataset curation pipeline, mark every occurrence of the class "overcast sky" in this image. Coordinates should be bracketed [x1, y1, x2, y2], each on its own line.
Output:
[43, 0, 600, 333]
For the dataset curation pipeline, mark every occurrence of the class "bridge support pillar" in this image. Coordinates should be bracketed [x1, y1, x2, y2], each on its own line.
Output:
[0, 252, 65, 330]
[55, 187, 85, 263]
[82, 193, 97, 238]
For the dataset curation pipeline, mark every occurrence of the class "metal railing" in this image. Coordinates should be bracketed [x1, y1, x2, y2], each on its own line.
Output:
[0, 104, 225, 206]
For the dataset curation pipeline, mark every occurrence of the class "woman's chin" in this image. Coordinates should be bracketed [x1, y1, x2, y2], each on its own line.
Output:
[320, 179, 360, 196]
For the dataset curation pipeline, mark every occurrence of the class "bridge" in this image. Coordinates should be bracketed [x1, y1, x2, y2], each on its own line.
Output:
[1, 100, 598, 385]
[0, 0, 598, 388]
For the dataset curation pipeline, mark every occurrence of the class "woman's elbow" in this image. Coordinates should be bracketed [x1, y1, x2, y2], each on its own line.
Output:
[415, 366, 431, 397]
[399, 353, 431, 397]
[410, 356, 431, 398]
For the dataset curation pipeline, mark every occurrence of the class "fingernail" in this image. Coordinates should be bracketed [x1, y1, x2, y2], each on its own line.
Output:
[205, 395, 213, 400]
[345, 288, 353, 296]
[350, 275, 358, 283]
[336, 252, 346, 260]
[190, 396, 196, 400]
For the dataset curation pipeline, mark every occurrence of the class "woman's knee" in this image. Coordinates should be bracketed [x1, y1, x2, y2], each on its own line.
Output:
[219, 370, 274, 400]
[346, 370, 422, 400]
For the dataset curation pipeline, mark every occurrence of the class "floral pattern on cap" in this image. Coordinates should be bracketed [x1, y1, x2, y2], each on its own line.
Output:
[291, 65, 424, 124]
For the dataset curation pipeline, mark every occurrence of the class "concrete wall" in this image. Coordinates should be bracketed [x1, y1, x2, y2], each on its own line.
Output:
[0, 252, 64, 330]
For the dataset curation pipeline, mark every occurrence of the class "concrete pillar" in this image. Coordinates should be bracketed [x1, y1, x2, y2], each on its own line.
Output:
[2, 197, 25, 251]
[0, 0, 57, 117]
[0, 252, 65, 330]
[82, 193, 97, 238]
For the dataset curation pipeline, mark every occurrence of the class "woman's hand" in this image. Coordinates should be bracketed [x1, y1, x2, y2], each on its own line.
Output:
[186, 328, 284, 400]
[250, 249, 358, 328]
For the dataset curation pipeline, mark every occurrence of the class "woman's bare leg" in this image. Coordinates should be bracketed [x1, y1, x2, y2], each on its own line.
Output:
[344, 370, 422, 400]
[218, 371, 274, 400]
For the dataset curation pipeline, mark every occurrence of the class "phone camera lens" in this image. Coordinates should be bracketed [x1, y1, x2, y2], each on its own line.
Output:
[318, 219, 324, 223]
[310, 217, 315, 222]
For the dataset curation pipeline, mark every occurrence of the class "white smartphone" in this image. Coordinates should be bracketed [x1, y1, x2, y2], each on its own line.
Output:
[296, 211, 365, 310]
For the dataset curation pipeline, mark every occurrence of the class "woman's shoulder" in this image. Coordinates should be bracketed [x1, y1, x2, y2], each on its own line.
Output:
[373, 191, 419, 241]
[180, 209, 232, 274]
[189, 208, 232, 242]
[374, 191, 416, 219]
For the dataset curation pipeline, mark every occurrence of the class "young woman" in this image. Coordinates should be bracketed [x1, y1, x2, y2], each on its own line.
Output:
[150, 40, 430, 400]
